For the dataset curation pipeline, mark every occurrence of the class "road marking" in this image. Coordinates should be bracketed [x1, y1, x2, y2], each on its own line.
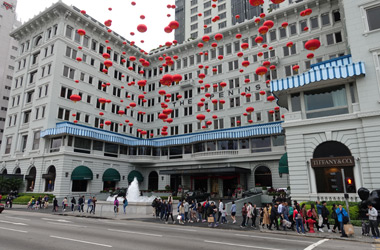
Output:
[42, 218, 71, 223]
[204, 240, 282, 250]
[0, 220, 28, 226]
[235, 234, 316, 244]
[153, 226, 197, 232]
[50, 235, 112, 248]
[0, 226, 28, 233]
[47, 222, 87, 228]
[304, 239, 329, 250]
[5, 216, 31, 221]
[108, 229, 163, 237]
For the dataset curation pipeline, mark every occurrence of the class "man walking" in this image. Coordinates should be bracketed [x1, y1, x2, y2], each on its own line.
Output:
[251, 204, 258, 228]
[269, 203, 279, 230]
[71, 197, 76, 212]
[86, 197, 93, 213]
[322, 201, 331, 232]
[241, 203, 248, 228]
[367, 203, 379, 239]
[316, 201, 324, 232]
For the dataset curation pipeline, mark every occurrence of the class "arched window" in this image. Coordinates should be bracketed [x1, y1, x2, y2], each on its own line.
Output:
[148, 171, 158, 191]
[14, 167, 21, 174]
[254, 166, 272, 188]
[26, 167, 36, 192]
[1, 168, 7, 175]
[313, 141, 356, 193]
[44, 165, 56, 192]
[34, 36, 42, 47]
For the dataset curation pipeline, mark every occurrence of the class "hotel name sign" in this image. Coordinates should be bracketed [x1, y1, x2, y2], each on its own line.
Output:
[310, 156, 355, 168]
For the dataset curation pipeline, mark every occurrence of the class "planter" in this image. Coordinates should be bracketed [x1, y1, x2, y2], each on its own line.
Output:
[0, 204, 4, 214]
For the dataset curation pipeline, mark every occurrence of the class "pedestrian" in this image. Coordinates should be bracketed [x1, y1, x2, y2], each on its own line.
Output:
[246, 202, 252, 227]
[262, 204, 270, 228]
[207, 202, 217, 227]
[151, 198, 157, 217]
[155, 199, 161, 218]
[92, 196, 97, 214]
[52, 198, 58, 212]
[37, 196, 42, 209]
[203, 200, 209, 222]
[230, 201, 237, 224]
[321, 201, 331, 232]
[217, 199, 224, 223]
[366, 203, 379, 239]
[301, 203, 308, 232]
[316, 201, 324, 232]
[269, 203, 279, 230]
[114, 197, 119, 214]
[221, 205, 228, 224]
[331, 204, 340, 233]
[293, 205, 306, 235]
[288, 203, 295, 230]
[197, 202, 203, 222]
[336, 204, 348, 237]
[184, 200, 189, 222]
[123, 196, 128, 214]
[0, 194, 2, 203]
[78, 196, 84, 212]
[28, 196, 35, 210]
[62, 197, 68, 212]
[86, 197, 93, 213]
[282, 202, 290, 231]
[178, 202, 185, 224]
[310, 204, 320, 232]
[71, 197, 76, 212]
[165, 201, 175, 224]
[251, 204, 258, 228]
[241, 203, 248, 228]
[190, 200, 197, 222]
[160, 200, 167, 220]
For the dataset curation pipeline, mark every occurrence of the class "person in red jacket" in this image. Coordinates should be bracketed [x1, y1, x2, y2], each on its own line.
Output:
[240, 203, 248, 228]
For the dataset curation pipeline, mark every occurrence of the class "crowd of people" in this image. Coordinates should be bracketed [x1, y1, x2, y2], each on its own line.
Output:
[151, 197, 379, 239]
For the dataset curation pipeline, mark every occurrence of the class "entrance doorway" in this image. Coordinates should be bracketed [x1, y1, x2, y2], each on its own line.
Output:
[26, 167, 36, 192]
[170, 175, 181, 195]
[211, 178, 219, 194]
[44, 165, 56, 192]
[194, 178, 208, 192]
[223, 176, 238, 198]
[148, 171, 158, 191]
[254, 166, 272, 187]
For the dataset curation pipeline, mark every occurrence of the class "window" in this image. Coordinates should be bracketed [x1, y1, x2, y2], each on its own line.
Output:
[204, 9, 211, 17]
[230, 116, 241, 127]
[218, 3, 226, 11]
[300, 20, 307, 32]
[304, 85, 348, 119]
[74, 137, 91, 154]
[32, 131, 40, 150]
[29, 70, 38, 84]
[289, 23, 297, 36]
[57, 107, 70, 121]
[366, 6, 380, 31]
[23, 110, 31, 123]
[63, 66, 75, 79]
[217, 140, 237, 150]
[191, 6, 198, 14]
[272, 135, 285, 147]
[310, 16, 319, 29]
[291, 93, 301, 112]
[5, 137, 12, 154]
[65, 25, 73, 38]
[191, 23, 198, 31]
[218, 21, 227, 29]
[326, 31, 342, 45]
[230, 97, 240, 108]
[321, 13, 330, 26]
[251, 137, 271, 153]
[26, 90, 34, 103]
[213, 118, 224, 129]
[269, 30, 276, 41]
[191, 15, 198, 22]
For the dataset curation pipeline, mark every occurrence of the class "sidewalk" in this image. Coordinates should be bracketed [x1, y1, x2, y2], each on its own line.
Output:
[4, 205, 379, 244]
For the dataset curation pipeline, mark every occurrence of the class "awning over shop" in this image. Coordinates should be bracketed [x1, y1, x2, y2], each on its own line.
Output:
[159, 167, 251, 175]
[0, 174, 24, 180]
[42, 174, 55, 179]
[103, 168, 121, 182]
[279, 153, 289, 174]
[128, 170, 144, 183]
[71, 166, 93, 180]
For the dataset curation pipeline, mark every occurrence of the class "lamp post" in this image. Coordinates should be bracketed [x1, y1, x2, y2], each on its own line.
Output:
[341, 168, 350, 222]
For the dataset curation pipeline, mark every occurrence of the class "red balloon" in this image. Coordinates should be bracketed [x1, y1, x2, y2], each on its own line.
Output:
[140, 15, 145, 20]
[137, 24, 147, 33]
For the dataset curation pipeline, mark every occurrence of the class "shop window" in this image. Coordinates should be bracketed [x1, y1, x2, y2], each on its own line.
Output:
[251, 137, 271, 153]
[255, 166, 272, 188]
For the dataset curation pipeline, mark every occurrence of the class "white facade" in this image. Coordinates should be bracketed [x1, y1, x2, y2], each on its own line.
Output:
[1, 0, 370, 201]
[0, 0, 20, 146]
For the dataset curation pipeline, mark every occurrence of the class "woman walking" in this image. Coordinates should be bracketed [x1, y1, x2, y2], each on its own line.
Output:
[331, 204, 340, 233]
[165, 201, 175, 224]
[301, 203, 308, 231]
[114, 197, 119, 214]
[230, 201, 237, 224]
[178, 203, 185, 224]
[123, 196, 128, 214]
[294, 205, 306, 235]
[262, 204, 270, 228]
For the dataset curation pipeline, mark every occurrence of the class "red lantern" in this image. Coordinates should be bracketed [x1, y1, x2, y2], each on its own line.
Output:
[105, 121, 112, 126]
[260, 13, 266, 19]
[218, 55, 224, 60]
[77, 29, 86, 36]
[104, 60, 113, 68]
[70, 94, 81, 103]
[198, 73, 206, 79]
[118, 110, 125, 116]
[267, 96, 276, 102]
[249, 0, 264, 6]
[173, 74, 182, 83]
[263, 20, 274, 29]
[236, 34, 242, 39]
[257, 52, 263, 57]
[237, 52, 244, 57]
[258, 26, 269, 35]
[197, 114, 206, 121]
[242, 60, 250, 67]
[263, 61, 271, 67]
[270, 65, 276, 70]
[202, 35, 210, 42]
[292, 65, 300, 72]
[164, 26, 173, 33]
[214, 33, 223, 41]
[255, 66, 268, 76]
[305, 39, 321, 51]
[137, 24, 147, 33]
[255, 36, 263, 44]
[286, 41, 294, 48]
[281, 22, 288, 28]
[259, 90, 266, 96]
[271, 0, 285, 3]
[304, 8, 312, 16]
[255, 18, 261, 24]
[220, 82, 227, 88]
[269, 110, 275, 114]
[158, 113, 168, 120]
[241, 43, 249, 50]
[307, 53, 314, 59]
[169, 21, 180, 30]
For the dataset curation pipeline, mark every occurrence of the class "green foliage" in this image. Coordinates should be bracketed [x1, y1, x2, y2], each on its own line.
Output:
[13, 193, 55, 205]
[0, 177, 23, 193]
[300, 201, 360, 220]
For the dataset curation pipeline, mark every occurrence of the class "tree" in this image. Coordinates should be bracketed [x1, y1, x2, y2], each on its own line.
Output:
[0, 177, 23, 193]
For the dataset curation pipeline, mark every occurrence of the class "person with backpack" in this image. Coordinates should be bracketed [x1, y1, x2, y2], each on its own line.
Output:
[71, 197, 76, 212]
[78, 196, 84, 213]
[197, 202, 203, 222]
[203, 200, 210, 222]
[336, 204, 348, 237]
[123, 196, 128, 214]
[240, 203, 248, 228]
[331, 204, 340, 233]
[113, 197, 119, 214]
[230, 201, 237, 224]
[367, 203, 379, 239]
[293, 205, 306, 235]
[321, 201, 331, 232]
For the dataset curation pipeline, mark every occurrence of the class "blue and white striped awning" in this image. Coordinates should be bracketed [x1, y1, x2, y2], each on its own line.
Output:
[270, 55, 365, 92]
[41, 121, 283, 147]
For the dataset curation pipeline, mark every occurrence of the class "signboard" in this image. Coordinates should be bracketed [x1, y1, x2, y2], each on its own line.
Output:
[310, 156, 355, 168]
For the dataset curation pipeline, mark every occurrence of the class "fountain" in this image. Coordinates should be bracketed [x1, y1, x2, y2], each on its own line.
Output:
[105, 177, 157, 215]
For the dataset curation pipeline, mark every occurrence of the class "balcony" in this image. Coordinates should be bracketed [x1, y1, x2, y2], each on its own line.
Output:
[192, 150, 238, 159]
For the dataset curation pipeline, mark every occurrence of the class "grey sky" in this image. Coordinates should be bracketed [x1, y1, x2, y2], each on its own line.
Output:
[16, 0, 176, 51]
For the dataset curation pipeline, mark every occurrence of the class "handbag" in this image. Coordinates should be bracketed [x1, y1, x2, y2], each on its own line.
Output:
[207, 216, 215, 223]
[177, 215, 182, 220]
[344, 224, 354, 236]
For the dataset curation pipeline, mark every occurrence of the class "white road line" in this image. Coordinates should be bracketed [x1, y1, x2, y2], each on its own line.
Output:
[304, 239, 329, 250]
[47, 222, 87, 228]
[152, 226, 197, 232]
[0, 226, 28, 233]
[0, 220, 28, 226]
[235, 234, 316, 244]
[50, 235, 112, 248]
[5, 216, 31, 221]
[108, 228, 163, 237]
[204, 240, 282, 250]
[41, 218, 71, 223]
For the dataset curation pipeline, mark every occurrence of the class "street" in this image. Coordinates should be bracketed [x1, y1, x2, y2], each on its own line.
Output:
[0, 210, 375, 250]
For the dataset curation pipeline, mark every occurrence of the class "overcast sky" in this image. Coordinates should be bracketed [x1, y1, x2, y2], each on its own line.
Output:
[16, 0, 176, 51]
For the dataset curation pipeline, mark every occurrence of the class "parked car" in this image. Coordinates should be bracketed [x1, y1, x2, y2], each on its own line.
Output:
[185, 191, 210, 202]
[242, 188, 262, 198]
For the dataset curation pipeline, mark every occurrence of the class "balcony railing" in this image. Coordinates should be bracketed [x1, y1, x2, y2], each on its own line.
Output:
[191, 150, 238, 158]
